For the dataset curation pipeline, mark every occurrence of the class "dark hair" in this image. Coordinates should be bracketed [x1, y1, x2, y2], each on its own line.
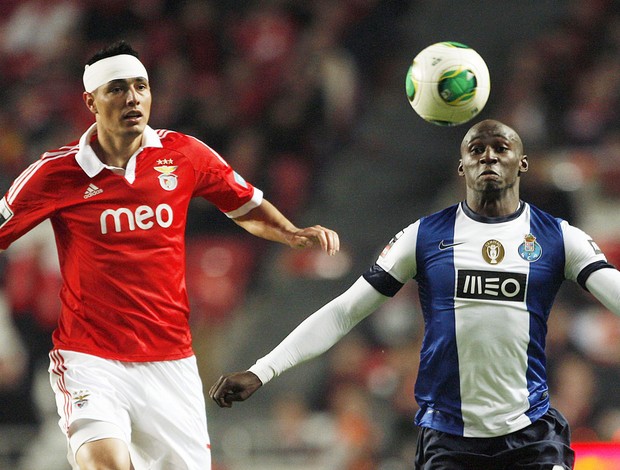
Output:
[86, 40, 140, 66]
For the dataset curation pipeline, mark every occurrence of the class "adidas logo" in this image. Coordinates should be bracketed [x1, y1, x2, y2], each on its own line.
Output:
[84, 183, 103, 199]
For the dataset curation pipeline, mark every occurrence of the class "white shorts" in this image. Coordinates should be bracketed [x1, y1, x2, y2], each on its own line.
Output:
[49, 350, 211, 470]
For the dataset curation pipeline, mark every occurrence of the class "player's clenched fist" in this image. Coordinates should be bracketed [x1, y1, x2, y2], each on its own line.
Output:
[209, 371, 263, 408]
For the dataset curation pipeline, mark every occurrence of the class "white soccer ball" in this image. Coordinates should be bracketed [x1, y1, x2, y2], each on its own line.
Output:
[405, 41, 491, 126]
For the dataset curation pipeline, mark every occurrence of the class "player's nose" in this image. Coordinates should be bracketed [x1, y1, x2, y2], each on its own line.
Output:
[479, 147, 498, 164]
[126, 87, 139, 105]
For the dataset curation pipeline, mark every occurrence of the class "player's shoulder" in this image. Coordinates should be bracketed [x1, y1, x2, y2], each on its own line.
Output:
[42, 140, 80, 159]
[419, 203, 460, 226]
[34, 141, 81, 171]
[152, 129, 194, 152]
[526, 202, 562, 223]
[154, 128, 185, 143]
[7, 141, 82, 203]
[525, 202, 567, 235]
[153, 129, 225, 162]
[154, 129, 207, 150]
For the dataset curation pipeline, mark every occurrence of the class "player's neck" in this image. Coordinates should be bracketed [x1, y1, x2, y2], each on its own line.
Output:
[466, 193, 521, 218]
[93, 131, 142, 169]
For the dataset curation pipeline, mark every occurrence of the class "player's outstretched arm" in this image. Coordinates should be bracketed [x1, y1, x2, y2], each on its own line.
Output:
[586, 268, 620, 316]
[209, 277, 389, 409]
[233, 199, 340, 255]
[209, 371, 262, 408]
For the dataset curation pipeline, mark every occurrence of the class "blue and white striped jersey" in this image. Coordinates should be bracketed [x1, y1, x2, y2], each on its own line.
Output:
[363, 201, 610, 438]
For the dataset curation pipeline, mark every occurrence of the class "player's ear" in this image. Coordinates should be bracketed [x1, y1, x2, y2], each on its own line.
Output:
[83, 91, 97, 114]
[458, 160, 464, 176]
[519, 155, 529, 174]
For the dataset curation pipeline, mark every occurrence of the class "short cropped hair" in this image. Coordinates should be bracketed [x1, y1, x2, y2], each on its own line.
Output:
[86, 40, 140, 67]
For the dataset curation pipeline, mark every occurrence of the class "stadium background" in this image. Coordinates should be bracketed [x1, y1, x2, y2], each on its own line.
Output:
[0, 0, 618, 469]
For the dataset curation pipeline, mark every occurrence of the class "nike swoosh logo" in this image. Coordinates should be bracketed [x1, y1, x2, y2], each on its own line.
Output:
[438, 240, 465, 250]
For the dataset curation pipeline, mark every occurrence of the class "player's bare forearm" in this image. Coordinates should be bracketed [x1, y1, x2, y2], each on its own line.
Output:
[234, 199, 340, 255]
[209, 371, 263, 408]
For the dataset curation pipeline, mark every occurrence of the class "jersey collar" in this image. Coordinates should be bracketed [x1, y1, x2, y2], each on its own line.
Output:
[75, 123, 163, 181]
[461, 200, 526, 223]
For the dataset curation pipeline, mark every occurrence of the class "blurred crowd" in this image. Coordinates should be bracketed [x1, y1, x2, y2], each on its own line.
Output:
[0, 0, 618, 469]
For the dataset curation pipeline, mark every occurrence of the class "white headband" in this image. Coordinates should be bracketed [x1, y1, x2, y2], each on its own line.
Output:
[83, 54, 148, 93]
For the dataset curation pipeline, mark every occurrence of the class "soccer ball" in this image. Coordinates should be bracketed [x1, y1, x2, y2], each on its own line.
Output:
[405, 41, 490, 126]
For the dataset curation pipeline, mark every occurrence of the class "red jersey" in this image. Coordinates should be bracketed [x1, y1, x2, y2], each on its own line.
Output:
[0, 124, 263, 361]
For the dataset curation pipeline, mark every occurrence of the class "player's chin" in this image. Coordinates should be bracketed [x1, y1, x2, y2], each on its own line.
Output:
[124, 119, 145, 128]
[478, 179, 501, 190]
[120, 122, 147, 137]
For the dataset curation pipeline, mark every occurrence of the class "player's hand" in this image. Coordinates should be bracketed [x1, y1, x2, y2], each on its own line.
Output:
[287, 225, 340, 256]
[209, 371, 263, 408]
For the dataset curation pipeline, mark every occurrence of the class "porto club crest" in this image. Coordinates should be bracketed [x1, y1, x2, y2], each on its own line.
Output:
[518, 233, 542, 262]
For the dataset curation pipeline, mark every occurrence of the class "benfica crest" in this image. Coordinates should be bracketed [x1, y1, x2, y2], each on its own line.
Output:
[73, 390, 91, 409]
[154, 161, 178, 191]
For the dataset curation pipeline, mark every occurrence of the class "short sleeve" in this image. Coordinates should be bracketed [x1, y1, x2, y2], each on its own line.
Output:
[180, 134, 262, 216]
[562, 220, 609, 282]
[0, 160, 59, 250]
[375, 221, 420, 283]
